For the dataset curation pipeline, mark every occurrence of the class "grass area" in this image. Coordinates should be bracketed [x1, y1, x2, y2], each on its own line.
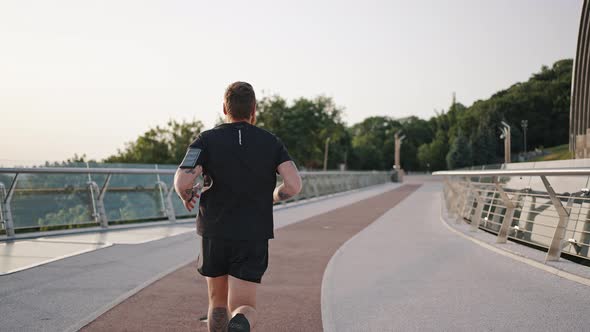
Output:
[530, 144, 572, 161]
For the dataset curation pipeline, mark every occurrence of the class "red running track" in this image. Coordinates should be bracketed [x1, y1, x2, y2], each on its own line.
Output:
[81, 184, 420, 331]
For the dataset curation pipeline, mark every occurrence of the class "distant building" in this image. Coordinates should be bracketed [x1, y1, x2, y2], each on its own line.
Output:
[570, 0, 590, 157]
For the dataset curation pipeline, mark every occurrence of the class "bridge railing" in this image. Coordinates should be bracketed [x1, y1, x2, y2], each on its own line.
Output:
[435, 166, 590, 263]
[0, 166, 391, 239]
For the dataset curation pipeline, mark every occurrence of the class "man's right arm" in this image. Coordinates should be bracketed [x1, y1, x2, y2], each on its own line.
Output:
[174, 165, 203, 211]
[273, 161, 302, 203]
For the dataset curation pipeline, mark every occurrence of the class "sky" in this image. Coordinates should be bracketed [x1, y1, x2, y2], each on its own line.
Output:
[0, 0, 584, 164]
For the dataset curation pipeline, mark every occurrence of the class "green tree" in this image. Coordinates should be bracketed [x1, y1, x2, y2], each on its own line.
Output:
[419, 58, 572, 169]
[349, 116, 399, 170]
[257, 95, 347, 169]
[104, 119, 203, 164]
[446, 132, 472, 169]
[418, 131, 448, 171]
[398, 116, 434, 171]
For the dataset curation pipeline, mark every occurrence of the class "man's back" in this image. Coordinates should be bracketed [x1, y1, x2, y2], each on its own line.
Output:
[190, 121, 291, 240]
[173, 81, 302, 332]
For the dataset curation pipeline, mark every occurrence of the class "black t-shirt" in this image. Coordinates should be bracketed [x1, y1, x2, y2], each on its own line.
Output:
[189, 121, 292, 240]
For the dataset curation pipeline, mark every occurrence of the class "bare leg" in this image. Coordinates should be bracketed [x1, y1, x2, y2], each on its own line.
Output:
[228, 276, 258, 329]
[206, 275, 229, 332]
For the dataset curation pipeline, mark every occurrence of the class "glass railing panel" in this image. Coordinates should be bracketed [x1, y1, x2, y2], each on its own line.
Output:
[499, 163, 534, 193]
[102, 173, 166, 222]
[0, 166, 393, 235]
[562, 198, 589, 258]
[10, 173, 95, 231]
[525, 161, 589, 257]
[0, 173, 16, 192]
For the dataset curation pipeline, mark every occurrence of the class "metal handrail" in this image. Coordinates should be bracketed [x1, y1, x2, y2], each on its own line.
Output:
[0, 167, 176, 175]
[0, 167, 388, 175]
[434, 167, 590, 177]
[0, 166, 392, 239]
[435, 166, 590, 263]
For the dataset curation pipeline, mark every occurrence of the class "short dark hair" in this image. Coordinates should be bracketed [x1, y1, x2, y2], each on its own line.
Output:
[224, 81, 256, 120]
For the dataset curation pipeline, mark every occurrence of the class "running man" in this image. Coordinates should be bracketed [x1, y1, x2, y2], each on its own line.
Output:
[174, 81, 302, 332]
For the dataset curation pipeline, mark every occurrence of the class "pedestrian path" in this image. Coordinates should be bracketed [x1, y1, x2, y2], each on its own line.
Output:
[0, 223, 194, 275]
[0, 182, 399, 332]
[322, 183, 590, 331]
[81, 184, 419, 331]
[3, 179, 589, 332]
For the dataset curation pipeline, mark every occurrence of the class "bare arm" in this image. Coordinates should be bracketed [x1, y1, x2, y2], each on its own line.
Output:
[273, 161, 302, 203]
[174, 165, 203, 211]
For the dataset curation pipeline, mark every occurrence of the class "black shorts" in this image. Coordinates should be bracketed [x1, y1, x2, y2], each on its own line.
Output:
[197, 237, 269, 284]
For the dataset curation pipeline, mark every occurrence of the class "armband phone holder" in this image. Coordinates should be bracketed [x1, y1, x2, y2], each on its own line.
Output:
[179, 147, 202, 169]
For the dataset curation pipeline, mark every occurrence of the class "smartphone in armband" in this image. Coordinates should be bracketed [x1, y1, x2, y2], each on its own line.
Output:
[179, 147, 202, 169]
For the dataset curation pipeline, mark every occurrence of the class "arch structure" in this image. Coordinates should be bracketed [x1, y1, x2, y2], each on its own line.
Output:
[571, 0, 590, 157]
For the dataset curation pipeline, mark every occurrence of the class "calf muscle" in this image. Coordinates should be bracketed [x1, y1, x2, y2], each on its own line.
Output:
[209, 307, 229, 332]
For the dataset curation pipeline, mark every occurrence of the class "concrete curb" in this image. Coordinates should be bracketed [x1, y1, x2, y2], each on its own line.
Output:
[439, 210, 590, 288]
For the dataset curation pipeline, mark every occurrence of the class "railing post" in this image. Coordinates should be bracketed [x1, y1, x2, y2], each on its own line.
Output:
[442, 179, 451, 213]
[443, 178, 455, 217]
[493, 176, 516, 243]
[467, 179, 484, 231]
[96, 174, 111, 228]
[459, 178, 473, 220]
[450, 178, 463, 224]
[458, 181, 470, 221]
[2, 174, 18, 238]
[540, 176, 570, 262]
[166, 184, 177, 222]
[446, 178, 463, 223]
[87, 181, 101, 227]
[156, 181, 177, 222]
[312, 178, 320, 197]
[0, 182, 5, 235]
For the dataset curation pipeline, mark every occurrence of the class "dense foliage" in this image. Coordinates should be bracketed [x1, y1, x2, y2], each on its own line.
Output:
[256, 96, 350, 169]
[98, 59, 572, 171]
[104, 120, 203, 164]
[421, 59, 573, 170]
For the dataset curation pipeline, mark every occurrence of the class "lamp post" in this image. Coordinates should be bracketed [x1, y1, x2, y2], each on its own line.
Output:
[499, 121, 511, 164]
[394, 132, 406, 170]
[521, 120, 528, 154]
[323, 137, 331, 171]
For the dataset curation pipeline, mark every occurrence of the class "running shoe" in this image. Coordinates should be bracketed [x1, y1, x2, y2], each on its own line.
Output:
[227, 313, 250, 332]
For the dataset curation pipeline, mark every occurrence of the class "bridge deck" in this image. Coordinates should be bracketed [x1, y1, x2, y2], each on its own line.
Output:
[0, 182, 399, 332]
[0, 223, 195, 275]
[1, 178, 589, 331]
[80, 184, 420, 331]
[324, 183, 590, 331]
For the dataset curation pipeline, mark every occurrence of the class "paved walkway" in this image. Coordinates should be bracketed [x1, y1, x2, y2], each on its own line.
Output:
[81, 185, 420, 331]
[3, 179, 590, 331]
[0, 182, 399, 332]
[0, 223, 194, 275]
[322, 183, 590, 331]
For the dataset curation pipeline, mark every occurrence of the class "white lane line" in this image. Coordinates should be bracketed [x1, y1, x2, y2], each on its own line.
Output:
[439, 211, 590, 288]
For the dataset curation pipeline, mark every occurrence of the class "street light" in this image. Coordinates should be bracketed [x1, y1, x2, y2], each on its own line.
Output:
[394, 132, 406, 170]
[323, 137, 331, 171]
[521, 120, 528, 154]
[499, 121, 511, 164]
